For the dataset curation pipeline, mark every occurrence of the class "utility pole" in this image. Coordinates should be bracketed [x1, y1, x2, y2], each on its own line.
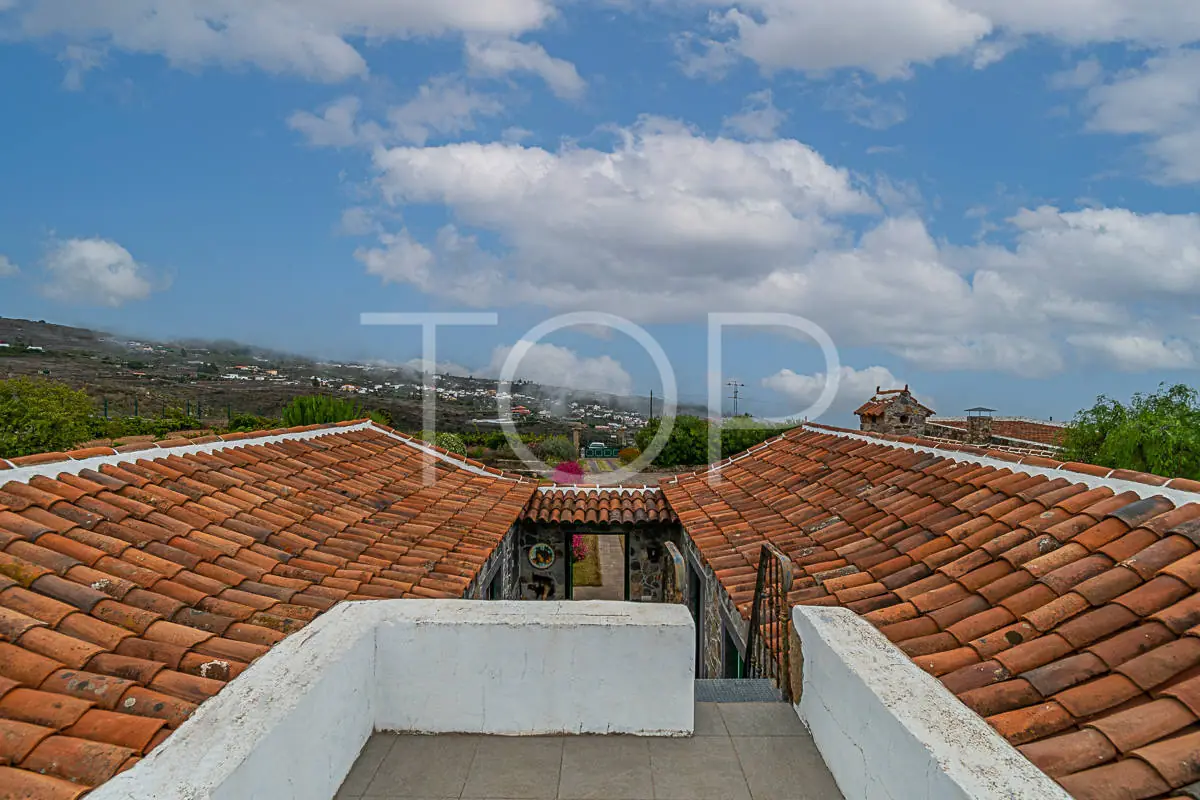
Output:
[726, 380, 744, 417]
[649, 390, 654, 421]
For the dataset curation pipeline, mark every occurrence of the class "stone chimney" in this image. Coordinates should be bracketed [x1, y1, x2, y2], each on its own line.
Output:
[965, 407, 995, 444]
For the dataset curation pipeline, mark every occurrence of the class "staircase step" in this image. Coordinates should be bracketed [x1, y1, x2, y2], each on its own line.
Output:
[695, 679, 783, 703]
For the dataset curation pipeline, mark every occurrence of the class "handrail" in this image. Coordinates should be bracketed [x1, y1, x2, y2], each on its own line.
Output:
[744, 542, 795, 700]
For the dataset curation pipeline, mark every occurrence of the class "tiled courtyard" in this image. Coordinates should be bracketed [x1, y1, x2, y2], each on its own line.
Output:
[335, 702, 843, 800]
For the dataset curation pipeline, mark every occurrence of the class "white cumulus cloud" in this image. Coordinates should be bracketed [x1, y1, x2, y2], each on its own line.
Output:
[7, 0, 558, 83]
[354, 230, 435, 289]
[41, 238, 162, 307]
[486, 342, 634, 395]
[465, 38, 586, 99]
[0, 255, 18, 277]
[1077, 49, 1200, 184]
[764, 365, 929, 417]
[668, 0, 1200, 79]
[1067, 333, 1196, 371]
[352, 117, 1200, 377]
[289, 79, 503, 150]
[722, 90, 786, 139]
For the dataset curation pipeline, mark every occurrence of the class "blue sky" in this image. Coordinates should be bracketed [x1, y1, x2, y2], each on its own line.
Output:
[2, 1, 1200, 426]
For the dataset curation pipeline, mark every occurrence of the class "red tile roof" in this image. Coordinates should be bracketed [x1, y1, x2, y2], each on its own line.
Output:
[854, 387, 934, 418]
[0, 421, 534, 796]
[932, 417, 1068, 447]
[522, 487, 677, 526]
[662, 424, 1200, 800]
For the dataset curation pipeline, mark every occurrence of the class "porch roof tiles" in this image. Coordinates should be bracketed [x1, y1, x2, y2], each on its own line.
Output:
[0, 421, 534, 796]
[662, 423, 1200, 800]
[522, 487, 677, 526]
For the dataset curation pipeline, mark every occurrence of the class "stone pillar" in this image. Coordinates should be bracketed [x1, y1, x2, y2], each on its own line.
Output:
[967, 415, 993, 444]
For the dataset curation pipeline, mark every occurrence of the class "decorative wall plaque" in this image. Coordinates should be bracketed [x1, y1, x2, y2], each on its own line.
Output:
[528, 543, 556, 570]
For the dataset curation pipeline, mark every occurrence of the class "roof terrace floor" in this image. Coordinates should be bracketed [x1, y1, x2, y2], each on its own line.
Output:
[335, 702, 842, 800]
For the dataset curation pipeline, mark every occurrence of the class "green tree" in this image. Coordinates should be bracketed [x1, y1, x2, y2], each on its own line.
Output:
[534, 435, 576, 463]
[635, 415, 796, 467]
[635, 415, 710, 467]
[281, 395, 385, 426]
[1062, 383, 1200, 480]
[0, 378, 96, 458]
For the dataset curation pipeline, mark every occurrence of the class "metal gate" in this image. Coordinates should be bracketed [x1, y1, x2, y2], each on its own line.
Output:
[744, 542, 794, 701]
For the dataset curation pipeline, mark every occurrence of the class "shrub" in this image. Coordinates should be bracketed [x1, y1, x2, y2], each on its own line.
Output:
[417, 430, 467, 455]
[572, 534, 589, 562]
[281, 395, 385, 426]
[93, 410, 205, 441]
[0, 378, 94, 458]
[535, 435, 576, 463]
[618, 447, 640, 464]
[551, 460, 584, 484]
[226, 413, 280, 433]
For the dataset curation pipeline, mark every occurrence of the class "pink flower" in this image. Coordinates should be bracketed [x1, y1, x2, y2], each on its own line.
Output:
[572, 534, 589, 561]
[552, 460, 584, 484]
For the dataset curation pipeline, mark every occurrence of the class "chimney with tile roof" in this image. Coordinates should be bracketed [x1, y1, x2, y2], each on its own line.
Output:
[854, 386, 933, 436]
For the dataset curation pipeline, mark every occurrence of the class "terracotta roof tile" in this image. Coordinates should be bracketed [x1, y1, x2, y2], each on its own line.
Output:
[0, 421, 535, 792]
[664, 423, 1200, 800]
[1058, 758, 1172, 800]
[1019, 728, 1118, 778]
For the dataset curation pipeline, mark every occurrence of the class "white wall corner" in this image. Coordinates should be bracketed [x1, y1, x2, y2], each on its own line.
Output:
[89, 600, 695, 800]
[791, 606, 1071, 800]
[89, 601, 381, 800]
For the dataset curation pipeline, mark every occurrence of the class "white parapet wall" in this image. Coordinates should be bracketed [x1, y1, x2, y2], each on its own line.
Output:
[376, 601, 695, 735]
[792, 606, 1071, 800]
[90, 600, 695, 800]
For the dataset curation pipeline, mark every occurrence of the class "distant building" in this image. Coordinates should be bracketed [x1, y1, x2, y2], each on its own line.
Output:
[854, 385, 933, 436]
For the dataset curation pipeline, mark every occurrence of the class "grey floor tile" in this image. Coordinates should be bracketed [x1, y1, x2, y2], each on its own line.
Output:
[694, 703, 728, 736]
[339, 734, 398, 796]
[462, 737, 564, 799]
[718, 704, 807, 737]
[365, 735, 479, 798]
[649, 736, 751, 800]
[559, 737, 653, 800]
[732, 736, 843, 800]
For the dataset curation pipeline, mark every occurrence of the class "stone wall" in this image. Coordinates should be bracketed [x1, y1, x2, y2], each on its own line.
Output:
[517, 524, 570, 600]
[467, 525, 517, 599]
[500, 527, 519, 599]
[679, 531, 745, 678]
[629, 527, 676, 602]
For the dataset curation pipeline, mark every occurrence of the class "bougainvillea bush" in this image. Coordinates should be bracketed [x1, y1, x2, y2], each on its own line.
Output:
[572, 534, 589, 562]
[551, 460, 584, 484]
